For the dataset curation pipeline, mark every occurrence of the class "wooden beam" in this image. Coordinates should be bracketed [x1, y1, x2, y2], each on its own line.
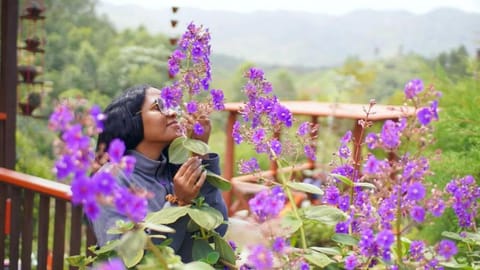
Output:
[0, 0, 19, 169]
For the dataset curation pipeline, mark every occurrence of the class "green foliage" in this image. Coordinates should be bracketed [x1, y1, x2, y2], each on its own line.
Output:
[15, 116, 54, 178]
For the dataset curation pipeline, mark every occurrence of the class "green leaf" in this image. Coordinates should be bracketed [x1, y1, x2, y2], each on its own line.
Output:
[180, 261, 215, 270]
[354, 182, 376, 189]
[331, 173, 354, 186]
[442, 231, 465, 241]
[168, 136, 189, 164]
[141, 222, 175, 233]
[145, 206, 189, 224]
[192, 238, 215, 261]
[280, 214, 303, 234]
[187, 205, 224, 231]
[310, 246, 342, 256]
[213, 234, 236, 264]
[107, 220, 135, 234]
[183, 138, 210, 155]
[205, 251, 220, 265]
[287, 181, 324, 195]
[93, 239, 121, 255]
[66, 255, 95, 267]
[304, 252, 334, 268]
[442, 231, 480, 244]
[331, 233, 358, 246]
[439, 260, 470, 269]
[116, 230, 147, 268]
[303, 205, 348, 225]
[205, 171, 232, 191]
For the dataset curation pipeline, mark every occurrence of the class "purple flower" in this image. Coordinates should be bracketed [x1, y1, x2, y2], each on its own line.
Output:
[338, 143, 351, 159]
[380, 120, 401, 149]
[247, 244, 273, 270]
[335, 222, 349, 233]
[239, 158, 260, 174]
[93, 171, 116, 196]
[71, 175, 96, 204]
[341, 130, 352, 143]
[297, 122, 310, 136]
[304, 145, 316, 161]
[248, 68, 265, 81]
[270, 139, 282, 155]
[83, 199, 100, 220]
[249, 186, 285, 222]
[193, 122, 205, 135]
[376, 230, 394, 249]
[274, 104, 292, 127]
[121, 155, 136, 177]
[210, 89, 225, 110]
[128, 195, 148, 222]
[425, 259, 442, 270]
[252, 128, 265, 144]
[365, 133, 378, 149]
[193, 122, 204, 135]
[417, 107, 433, 126]
[108, 139, 125, 164]
[232, 121, 243, 144]
[54, 155, 75, 180]
[404, 79, 424, 99]
[114, 188, 148, 222]
[406, 182, 426, 201]
[90, 105, 105, 132]
[409, 240, 425, 260]
[410, 205, 426, 223]
[429, 199, 445, 217]
[363, 155, 380, 175]
[93, 258, 126, 270]
[331, 164, 356, 181]
[338, 195, 350, 211]
[324, 186, 340, 205]
[344, 254, 358, 270]
[186, 101, 198, 114]
[160, 84, 183, 108]
[436, 239, 457, 260]
[272, 237, 288, 253]
[48, 104, 74, 131]
[378, 197, 396, 223]
[228, 240, 237, 251]
[298, 261, 310, 270]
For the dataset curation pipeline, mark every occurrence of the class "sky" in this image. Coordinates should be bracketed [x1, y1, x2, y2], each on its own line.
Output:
[101, 0, 480, 15]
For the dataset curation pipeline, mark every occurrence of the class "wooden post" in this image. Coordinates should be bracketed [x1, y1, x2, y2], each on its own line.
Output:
[222, 111, 236, 210]
[0, 0, 19, 169]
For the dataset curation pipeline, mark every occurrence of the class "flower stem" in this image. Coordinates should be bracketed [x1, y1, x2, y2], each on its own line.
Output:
[276, 160, 307, 249]
[146, 238, 169, 269]
[395, 191, 403, 264]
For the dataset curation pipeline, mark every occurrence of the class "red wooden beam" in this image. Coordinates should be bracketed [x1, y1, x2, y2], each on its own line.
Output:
[0, 167, 71, 200]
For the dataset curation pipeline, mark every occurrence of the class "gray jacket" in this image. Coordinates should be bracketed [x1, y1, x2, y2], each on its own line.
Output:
[91, 149, 228, 262]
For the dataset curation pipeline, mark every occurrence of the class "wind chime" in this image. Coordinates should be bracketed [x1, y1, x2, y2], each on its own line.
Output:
[17, 0, 46, 116]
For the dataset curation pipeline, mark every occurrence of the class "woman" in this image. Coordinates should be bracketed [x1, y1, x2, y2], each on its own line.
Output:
[91, 84, 228, 262]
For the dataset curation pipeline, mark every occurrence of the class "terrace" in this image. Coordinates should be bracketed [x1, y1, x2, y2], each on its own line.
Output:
[0, 1, 415, 269]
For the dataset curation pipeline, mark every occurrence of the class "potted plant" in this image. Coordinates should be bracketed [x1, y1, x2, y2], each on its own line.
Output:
[19, 92, 42, 115]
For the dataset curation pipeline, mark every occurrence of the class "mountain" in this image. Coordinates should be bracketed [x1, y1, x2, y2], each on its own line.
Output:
[96, 2, 480, 67]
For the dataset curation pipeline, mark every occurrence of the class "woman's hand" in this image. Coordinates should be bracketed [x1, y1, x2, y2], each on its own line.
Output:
[173, 156, 207, 203]
[190, 115, 211, 144]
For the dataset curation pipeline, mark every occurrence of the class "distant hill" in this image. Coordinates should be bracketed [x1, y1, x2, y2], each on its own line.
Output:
[97, 2, 480, 67]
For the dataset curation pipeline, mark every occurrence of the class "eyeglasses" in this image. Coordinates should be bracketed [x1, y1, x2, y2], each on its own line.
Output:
[136, 98, 181, 116]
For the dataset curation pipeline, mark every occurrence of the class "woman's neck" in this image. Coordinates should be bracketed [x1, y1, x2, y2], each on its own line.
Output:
[134, 141, 167, 160]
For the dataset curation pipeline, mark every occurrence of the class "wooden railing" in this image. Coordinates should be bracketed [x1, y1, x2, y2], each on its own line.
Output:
[0, 167, 96, 270]
[221, 101, 415, 215]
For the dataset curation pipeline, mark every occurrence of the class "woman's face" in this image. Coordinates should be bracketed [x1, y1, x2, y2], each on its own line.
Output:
[139, 87, 182, 146]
